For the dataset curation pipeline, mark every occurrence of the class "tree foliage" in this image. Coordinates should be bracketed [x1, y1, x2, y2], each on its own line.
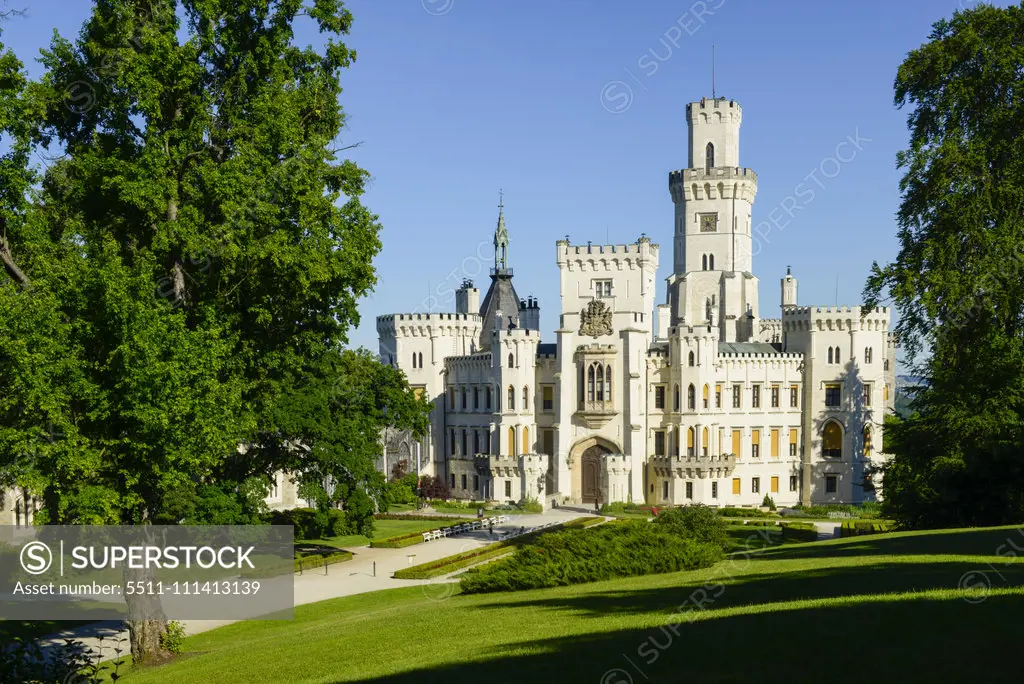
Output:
[0, 0, 430, 661]
[865, 3, 1024, 527]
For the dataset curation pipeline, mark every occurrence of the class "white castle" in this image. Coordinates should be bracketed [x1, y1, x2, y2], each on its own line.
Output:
[376, 96, 895, 510]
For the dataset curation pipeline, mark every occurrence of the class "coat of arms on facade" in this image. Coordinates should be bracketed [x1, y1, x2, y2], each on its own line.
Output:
[580, 300, 613, 337]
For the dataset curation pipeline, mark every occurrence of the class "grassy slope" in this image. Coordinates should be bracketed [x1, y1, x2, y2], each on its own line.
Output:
[114, 525, 1024, 684]
[314, 519, 472, 549]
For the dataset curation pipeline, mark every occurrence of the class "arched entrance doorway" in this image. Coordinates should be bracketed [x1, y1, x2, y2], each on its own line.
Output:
[568, 437, 618, 504]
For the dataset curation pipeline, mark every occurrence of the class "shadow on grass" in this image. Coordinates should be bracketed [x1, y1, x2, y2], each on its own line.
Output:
[465, 558, 1024, 619]
[753, 525, 1024, 561]
[344, 593, 1024, 684]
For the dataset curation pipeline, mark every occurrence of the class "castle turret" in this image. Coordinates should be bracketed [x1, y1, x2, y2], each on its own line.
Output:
[782, 266, 798, 309]
[456, 279, 480, 314]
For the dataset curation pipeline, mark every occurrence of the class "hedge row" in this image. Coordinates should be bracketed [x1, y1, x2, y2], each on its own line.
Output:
[460, 520, 723, 594]
[369, 518, 476, 549]
[780, 522, 818, 543]
[393, 518, 599, 579]
[740, 520, 780, 527]
[839, 520, 895, 537]
[294, 551, 352, 573]
[374, 513, 471, 522]
[717, 507, 777, 519]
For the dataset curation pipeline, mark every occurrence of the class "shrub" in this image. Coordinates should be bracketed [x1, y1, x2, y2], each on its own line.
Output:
[716, 507, 776, 519]
[460, 520, 722, 594]
[839, 520, 895, 537]
[520, 497, 543, 513]
[780, 521, 819, 543]
[160, 621, 187, 655]
[385, 473, 419, 506]
[268, 507, 348, 540]
[654, 503, 729, 550]
[761, 495, 776, 511]
[419, 475, 451, 500]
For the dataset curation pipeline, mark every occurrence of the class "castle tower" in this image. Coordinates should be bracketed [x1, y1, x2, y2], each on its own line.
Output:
[667, 97, 759, 342]
[781, 266, 798, 309]
[456, 279, 480, 314]
[479, 194, 522, 349]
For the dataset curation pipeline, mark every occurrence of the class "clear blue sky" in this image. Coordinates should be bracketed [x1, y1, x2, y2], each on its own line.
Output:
[3, 0, 1009, 354]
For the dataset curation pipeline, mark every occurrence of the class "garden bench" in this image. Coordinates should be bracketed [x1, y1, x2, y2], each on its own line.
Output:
[422, 532, 431, 543]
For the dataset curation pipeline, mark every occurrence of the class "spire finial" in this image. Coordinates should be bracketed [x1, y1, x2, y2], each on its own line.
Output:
[498, 188, 503, 211]
[787, 265, 791, 276]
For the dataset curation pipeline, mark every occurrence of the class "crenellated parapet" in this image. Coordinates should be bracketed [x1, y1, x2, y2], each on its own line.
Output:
[669, 167, 758, 204]
[782, 306, 890, 333]
[649, 453, 735, 479]
[378, 312, 483, 339]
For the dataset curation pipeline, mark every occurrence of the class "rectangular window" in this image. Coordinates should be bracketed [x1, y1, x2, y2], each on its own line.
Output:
[732, 384, 742, 409]
[771, 385, 780, 408]
[543, 429, 554, 458]
[450, 473, 456, 488]
[654, 430, 665, 456]
[542, 385, 554, 411]
[484, 430, 491, 454]
[790, 385, 799, 408]
[771, 476, 779, 493]
[663, 481, 669, 500]
[474, 431, 480, 454]
[594, 279, 613, 298]
[732, 429, 741, 457]
[752, 477, 760, 494]
[732, 478, 741, 495]
[790, 475, 798, 492]
[863, 383, 872, 407]
[461, 474, 467, 490]
[449, 387, 455, 410]
[486, 387, 492, 410]
[461, 388, 467, 410]
[884, 384, 890, 401]
[790, 427, 798, 457]
[751, 429, 761, 458]
[450, 429, 456, 456]
[655, 385, 665, 409]
[505, 480, 512, 498]
[413, 386, 425, 401]
[771, 428, 780, 458]
[825, 475, 838, 494]
[686, 481, 693, 499]
[474, 387, 479, 410]
[751, 385, 761, 408]
[711, 481, 718, 499]
[461, 430, 467, 456]
[715, 384, 722, 408]
[825, 383, 842, 408]
[473, 475, 479, 491]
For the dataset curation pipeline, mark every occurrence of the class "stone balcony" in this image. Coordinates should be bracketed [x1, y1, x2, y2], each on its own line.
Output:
[575, 400, 617, 429]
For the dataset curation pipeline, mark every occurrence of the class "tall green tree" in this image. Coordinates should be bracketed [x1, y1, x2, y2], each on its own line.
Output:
[0, 0, 429, 662]
[865, 2, 1024, 528]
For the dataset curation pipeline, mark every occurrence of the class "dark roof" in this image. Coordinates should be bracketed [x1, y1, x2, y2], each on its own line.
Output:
[537, 343, 557, 357]
[718, 342, 785, 355]
[478, 272, 521, 349]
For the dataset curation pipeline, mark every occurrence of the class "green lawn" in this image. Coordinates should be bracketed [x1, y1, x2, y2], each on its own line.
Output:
[105, 524, 1024, 683]
[313, 518, 473, 549]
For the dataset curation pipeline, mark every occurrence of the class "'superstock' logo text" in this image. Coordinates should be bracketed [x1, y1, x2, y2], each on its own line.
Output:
[69, 545, 256, 570]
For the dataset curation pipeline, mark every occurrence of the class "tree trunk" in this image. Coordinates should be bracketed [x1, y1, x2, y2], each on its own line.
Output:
[127, 617, 171, 665]
[123, 526, 173, 664]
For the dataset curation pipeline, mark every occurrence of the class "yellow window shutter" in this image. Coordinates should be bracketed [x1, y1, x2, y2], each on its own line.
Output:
[732, 429, 741, 456]
[752, 429, 760, 446]
[732, 478, 741, 495]
[771, 476, 779, 493]
[771, 429, 780, 458]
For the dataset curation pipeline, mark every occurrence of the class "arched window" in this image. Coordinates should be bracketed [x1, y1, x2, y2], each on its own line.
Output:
[702, 427, 709, 456]
[522, 426, 530, 455]
[606, 364, 612, 401]
[822, 421, 843, 458]
[687, 427, 696, 456]
[828, 347, 834, 364]
[835, 346, 841, 363]
[596, 365, 605, 401]
[523, 385, 529, 408]
[688, 351, 695, 367]
[703, 384, 709, 409]
[673, 384, 680, 411]
[884, 359, 890, 371]
[863, 425, 873, 457]
[587, 365, 595, 402]
[687, 384, 696, 410]
[705, 142, 714, 173]
[709, 254, 715, 270]
[508, 427, 516, 456]
[412, 353, 417, 369]
[508, 353, 514, 369]
[508, 385, 515, 410]
[418, 352, 424, 368]
[702, 254, 708, 270]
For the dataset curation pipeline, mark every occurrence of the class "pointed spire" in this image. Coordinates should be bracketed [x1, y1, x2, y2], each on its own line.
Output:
[494, 189, 509, 272]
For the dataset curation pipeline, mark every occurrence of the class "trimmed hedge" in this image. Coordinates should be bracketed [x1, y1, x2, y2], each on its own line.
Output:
[394, 517, 602, 579]
[717, 507, 777, 519]
[369, 518, 475, 549]
[294, 550, 352, 573]
[840, 520, 895, 537]
[460, 520, 723, 594]
[374, 513, 472, 522]
[268, 507, 348, 540]
[780, 522, 819, 543]
[742, 520, 780, 527]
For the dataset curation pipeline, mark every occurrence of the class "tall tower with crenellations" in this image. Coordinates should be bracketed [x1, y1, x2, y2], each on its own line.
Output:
[666, 97, 759, 342]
